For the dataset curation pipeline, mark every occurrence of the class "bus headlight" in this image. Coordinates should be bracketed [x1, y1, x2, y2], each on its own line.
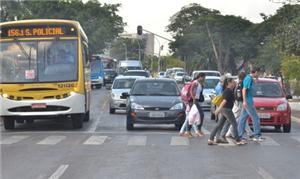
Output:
[69, 91, 76, 96]
[2, 93, 9, 98]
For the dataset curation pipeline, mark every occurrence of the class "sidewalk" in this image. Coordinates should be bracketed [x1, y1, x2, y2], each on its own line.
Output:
[290, 101, 300, 123]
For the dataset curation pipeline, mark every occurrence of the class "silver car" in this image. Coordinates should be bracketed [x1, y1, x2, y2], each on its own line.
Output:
[109, 76, 143, 114]
[202, 76, 220, 110]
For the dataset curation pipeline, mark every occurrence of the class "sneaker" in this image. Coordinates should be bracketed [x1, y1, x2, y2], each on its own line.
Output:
[220, 137, 229, 144]
[208, 139, 217, 145]
[235, 140, 247, 145]
[253, 136, 265, 142]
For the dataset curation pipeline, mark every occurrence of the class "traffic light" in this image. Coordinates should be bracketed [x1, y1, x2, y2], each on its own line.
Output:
[137, 25, 143, 35]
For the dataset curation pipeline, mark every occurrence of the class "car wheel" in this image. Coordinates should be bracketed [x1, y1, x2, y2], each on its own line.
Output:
[126, 116, 134, 130]
[71, 114, 84, 129]
[211, 113, 215, 120]
[83, 111, 90, 122]
[274, 125, 281, 131]
[109, 107, 115, 114]
[175, 123, 182, 130]
[96, 84, 102, 89]
[283, 123, 291, 133]
[3, 117, 15, 130]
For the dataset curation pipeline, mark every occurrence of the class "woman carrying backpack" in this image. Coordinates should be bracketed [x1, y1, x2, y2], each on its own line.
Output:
[189, 72, 206, 137]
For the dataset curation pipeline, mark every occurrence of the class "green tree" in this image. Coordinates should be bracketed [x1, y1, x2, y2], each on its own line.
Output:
[0, 0, 125, 53]
[281, 55, 300, 80]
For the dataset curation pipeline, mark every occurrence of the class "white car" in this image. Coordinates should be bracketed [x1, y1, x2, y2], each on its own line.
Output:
[202, 76, 221, 110]
[174, 71, 187, 83]
[192, 70, 221, 80]
[109, 76, 144, 114]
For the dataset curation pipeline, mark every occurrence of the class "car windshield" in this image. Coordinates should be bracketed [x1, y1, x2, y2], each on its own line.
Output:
[124, 71, 149, 77]
[176, 72, 184, 76]
[131, 81, 180, 96]
[253, 82, 284, 98]
[0, 40, 77, 83]
[104, 70, 116, 75]
[205, 79, 220, 89]
[91, 60, 102, 74]
[112, 79, 136, 89]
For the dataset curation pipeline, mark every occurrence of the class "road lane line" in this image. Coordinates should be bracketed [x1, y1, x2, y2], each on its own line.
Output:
[127, 136, 147, 146]
[257, 167, 275, 179]
[291, 135, 300, 143]
[259, 136, 280, 146]
[87, 115, 101, 132]
[37, 136, 66, 145]
[0, 135, 29, 144]
[202, 128, 210, 135]
[83, 135, 107, 145]
[101, 98, 109, 111]
[48, 164, 69, 179]
[292, 116, 300, 123]
[170, 136, 189, 146]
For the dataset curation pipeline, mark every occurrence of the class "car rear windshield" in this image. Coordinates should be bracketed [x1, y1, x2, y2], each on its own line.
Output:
[124, 71, 149, 77]
[176, 72, 184, 76]
[205, 79, 220, 89]
[253, 82, 284, 98]
[113, 79, 136, 89]
[131, 81, 180, 96]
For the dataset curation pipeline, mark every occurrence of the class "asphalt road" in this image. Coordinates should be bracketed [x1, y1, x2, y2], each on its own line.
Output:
[1, 88, 300, 179]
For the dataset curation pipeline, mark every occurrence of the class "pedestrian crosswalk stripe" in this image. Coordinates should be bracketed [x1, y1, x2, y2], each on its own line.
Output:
[202, 128, 210, 135]
[37, 136, 66, 145]
[0, 135, 29, 144]
[83, 136, 107, 145]
[260, 136, 280, 146]
[291, 135, 300, 143]
[127, 136, 147, 146]
[170, 136, 189, 146]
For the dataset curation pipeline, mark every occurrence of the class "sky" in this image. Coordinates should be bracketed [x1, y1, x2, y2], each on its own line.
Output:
[98, 0, 284, 55]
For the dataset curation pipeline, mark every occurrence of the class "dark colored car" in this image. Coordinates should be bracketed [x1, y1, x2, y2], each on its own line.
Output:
[104, 69, 117, 85]
[122, 78, 185, 130]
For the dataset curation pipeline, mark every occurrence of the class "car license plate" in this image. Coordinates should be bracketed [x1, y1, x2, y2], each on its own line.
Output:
[31, 103, 47, 109]
[258, 113, 271, 119]
[149, 112, 165, 118]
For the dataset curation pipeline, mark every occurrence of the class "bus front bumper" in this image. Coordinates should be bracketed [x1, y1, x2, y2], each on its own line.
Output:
[0, 93, 85, 117]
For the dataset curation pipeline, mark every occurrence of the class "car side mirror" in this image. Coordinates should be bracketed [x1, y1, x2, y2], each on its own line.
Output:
[286, 94, 293, 100]
[121, 92, 129, 99]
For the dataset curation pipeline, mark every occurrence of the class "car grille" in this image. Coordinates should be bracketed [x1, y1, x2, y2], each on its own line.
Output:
[256, 107, 275, 111]
[143, 107, 170, 111]
[8, 106, 70, 112]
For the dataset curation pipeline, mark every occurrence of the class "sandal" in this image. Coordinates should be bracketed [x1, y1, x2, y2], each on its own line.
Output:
[184, 132, 193, 138]
[208, 139, 217, 145]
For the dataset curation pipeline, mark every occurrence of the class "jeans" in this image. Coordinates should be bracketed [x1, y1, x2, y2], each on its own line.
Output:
[195, 101, 204, 131]
[209, 108, 240, 141]
[238, 104, 261, 138]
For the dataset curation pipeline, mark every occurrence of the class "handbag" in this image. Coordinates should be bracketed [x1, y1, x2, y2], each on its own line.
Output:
[212, 95, 223, 106]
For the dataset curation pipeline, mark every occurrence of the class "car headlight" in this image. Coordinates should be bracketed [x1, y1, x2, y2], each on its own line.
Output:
[131, 103, 144, 110]
[170, 103, 183, 110]
[277, 103, 287, 111]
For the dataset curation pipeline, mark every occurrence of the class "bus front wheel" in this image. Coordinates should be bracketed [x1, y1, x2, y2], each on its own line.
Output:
[3, 117, 15, 130]
[71, 114, 83, 129]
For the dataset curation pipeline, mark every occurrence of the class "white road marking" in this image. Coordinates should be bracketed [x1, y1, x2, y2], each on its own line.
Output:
[291, 135, 300, 143]
[37, 136, 66, 145]
[170, 136, 189, 146]
[83, 136, 107, 145]
[292, 116, 300, 123]
[0, 135, 29, 144]
[202, 128, 211, 135]
[260, 136, 280, 146]
[48, 164, 69, 179]
[127, 136, 147, 146]
[257, 167, 275, 179]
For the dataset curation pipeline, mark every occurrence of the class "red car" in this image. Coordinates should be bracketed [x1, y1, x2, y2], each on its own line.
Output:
[249, 78, 292, 133]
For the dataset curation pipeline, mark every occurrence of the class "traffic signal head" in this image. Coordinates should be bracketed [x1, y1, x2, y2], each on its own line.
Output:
[137, 25, 143, 35]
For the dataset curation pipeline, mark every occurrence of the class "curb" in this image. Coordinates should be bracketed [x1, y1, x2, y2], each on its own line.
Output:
[292, 116, 300, 123]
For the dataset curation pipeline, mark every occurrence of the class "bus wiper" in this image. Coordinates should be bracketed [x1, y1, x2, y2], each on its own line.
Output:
[14, 40, 32, 68]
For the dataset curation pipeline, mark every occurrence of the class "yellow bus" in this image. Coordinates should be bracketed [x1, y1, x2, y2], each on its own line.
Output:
[0, 19, 91, 129]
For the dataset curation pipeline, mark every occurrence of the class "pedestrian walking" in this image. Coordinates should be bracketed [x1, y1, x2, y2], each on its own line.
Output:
[208, 78, 246, 145]
[189, 73, 206, 137]
[238, 68, 264, 142]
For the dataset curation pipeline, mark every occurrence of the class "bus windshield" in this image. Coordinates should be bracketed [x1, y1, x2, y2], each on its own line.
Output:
[91, 60, 102, 74]
[0, 40, 77, 83]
